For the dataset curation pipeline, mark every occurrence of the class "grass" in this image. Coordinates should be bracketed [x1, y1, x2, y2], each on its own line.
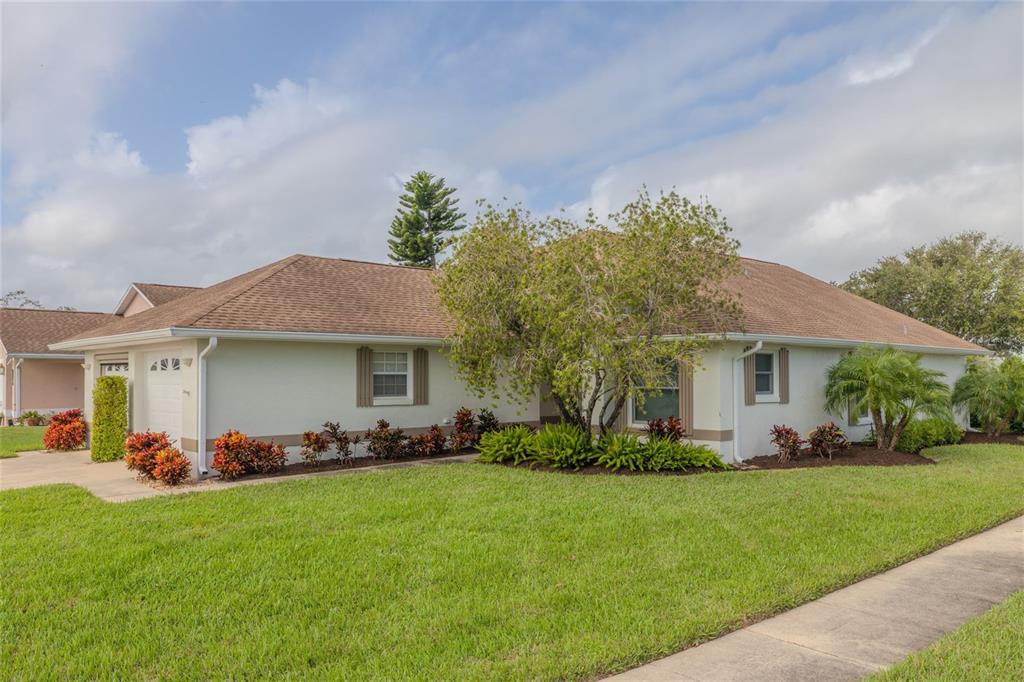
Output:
[0, 425, 46, 458]
[872, 590, 1024, 681]
[1, 444, 1022, 680]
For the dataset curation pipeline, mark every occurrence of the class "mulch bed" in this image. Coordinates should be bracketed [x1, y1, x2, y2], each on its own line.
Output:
[744, 445, 935, 470]
[234, 451, 477, 481]
[959, 431, 1024, 446]
[501, 462, 723, 477]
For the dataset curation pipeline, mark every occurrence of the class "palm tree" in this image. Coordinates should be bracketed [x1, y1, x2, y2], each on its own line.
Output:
[952, 360, 1012, 436]
[825, 346, 951, 450]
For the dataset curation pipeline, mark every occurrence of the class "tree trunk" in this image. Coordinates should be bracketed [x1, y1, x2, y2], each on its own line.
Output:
[888, 414, 912, 451]
[601, 394, 627, 434]
[871, 408, 886, 449]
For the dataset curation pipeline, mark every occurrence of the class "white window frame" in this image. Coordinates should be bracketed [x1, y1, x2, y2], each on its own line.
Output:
[754, 351, 779, 403]
[99, 361, 129, 376]
[629, 364, 680, 427]
[371, 350, 413, 406]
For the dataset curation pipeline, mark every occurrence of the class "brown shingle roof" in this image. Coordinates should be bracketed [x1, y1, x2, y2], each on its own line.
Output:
[1, 308, 119, 355]
[133, 283, 201, 307]
[55, 254, 984, 352]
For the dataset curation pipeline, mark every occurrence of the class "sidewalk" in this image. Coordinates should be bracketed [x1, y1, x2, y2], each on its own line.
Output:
[607, 515, 1024, 681]
[0, 450, 477, 502]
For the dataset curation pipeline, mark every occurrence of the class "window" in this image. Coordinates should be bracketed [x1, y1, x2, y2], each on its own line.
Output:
[100, 362, 128, 376]
[754, 353, 774, 395]
[372, 351, 408, 398]
[632, 364, 679, 423]
[149, 358, 180, 372]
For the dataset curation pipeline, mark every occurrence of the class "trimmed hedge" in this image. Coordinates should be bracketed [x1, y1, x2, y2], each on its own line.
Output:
[896, 418, 964, 454]
[92, 376, 128, 462]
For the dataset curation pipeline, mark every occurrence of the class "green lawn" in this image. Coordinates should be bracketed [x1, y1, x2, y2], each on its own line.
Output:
[0, 425, 46, 458]
[872, 590, 1024, 681]
[1, 444, 1021, 680]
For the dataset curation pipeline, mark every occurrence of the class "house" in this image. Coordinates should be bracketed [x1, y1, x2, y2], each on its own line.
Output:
[1, 309, 117, 423]
[50, 254, 987, 473]
[0, 283, 199, 424]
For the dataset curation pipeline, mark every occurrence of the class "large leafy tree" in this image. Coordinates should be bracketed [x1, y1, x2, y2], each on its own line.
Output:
[842, 231, 1024, 354]
[437, 190, 741, 432]
[387, 171, 466, 267]
[824, 346, 951, 450]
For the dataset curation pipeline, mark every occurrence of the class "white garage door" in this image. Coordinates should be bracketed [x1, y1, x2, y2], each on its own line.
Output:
[144, 353, 182, 445]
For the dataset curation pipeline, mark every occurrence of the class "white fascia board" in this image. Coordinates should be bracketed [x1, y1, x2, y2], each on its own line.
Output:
[8, 352, 85, 360]
[170, 327, 446, 346]
[675, 332, 990, 356]
[48, 328, 175, 351]
[113, 284, 154, 316]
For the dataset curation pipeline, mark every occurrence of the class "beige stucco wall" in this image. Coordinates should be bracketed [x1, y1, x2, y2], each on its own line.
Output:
[19, 359, 86, 413]
[205, 339, 538, 457]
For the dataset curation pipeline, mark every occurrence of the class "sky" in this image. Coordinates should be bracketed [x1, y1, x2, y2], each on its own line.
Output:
[2, 1, 1022, 311]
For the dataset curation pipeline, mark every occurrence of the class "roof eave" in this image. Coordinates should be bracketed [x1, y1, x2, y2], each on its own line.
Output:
[170, 327, 446, 346]
[6, 352, 85, 360]
[49, 328, 175, 351]
[686, 332, 990, 356]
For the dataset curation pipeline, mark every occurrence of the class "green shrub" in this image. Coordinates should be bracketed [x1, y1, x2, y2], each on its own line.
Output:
[477, 425, 536, 465]
[643, 437, 727, 471]
[594, 432, 645, 472]
[896, 418, 964, 454]
[91, 376, 128, 462]
[534, 423, 593, 469]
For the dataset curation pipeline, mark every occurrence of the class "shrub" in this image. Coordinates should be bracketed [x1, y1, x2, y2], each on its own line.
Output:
[594, 432, 646, 472]
[124, 431, 172, 479]
[322, 421, 353, 464]
[18, 410, 46, 426]
[476, 408, 500, 436]
[646, 417, 685, 442]
[477, 425, 537, 465]
[807, 422, 849, 460]
[534, 423, 593, 469]
[91, 375, 128, 462]
[406, 425, 448, 458]
[643, 436, 727, 471]
[449, 407, 476, 452]
[770, 425, 803, 463]
[364, 420, 406, 459]
[896, 418, 964, 454]
[43, 409, 86, 451]
[300, 431, 329, 467]
[211, 430, 287, 479]
[152, 448, 191, 485]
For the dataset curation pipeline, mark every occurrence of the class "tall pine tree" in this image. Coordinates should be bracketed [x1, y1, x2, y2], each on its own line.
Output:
[387, 171, 466, 267]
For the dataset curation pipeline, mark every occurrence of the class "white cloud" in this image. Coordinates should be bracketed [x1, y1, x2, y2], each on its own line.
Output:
[186, 79, 349, 178]
[73, 133, 148, 178]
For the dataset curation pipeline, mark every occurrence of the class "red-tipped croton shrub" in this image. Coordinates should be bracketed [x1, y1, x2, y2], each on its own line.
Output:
[301, 431, 330, 467]
[405, 424, 448, 458]
[646, 416, 685, 442]
[449, 407, 476, 453]
[364, 419, 406, 459]
[43, 409, 87, 451]
[769, 424, 804, 463]
[807, 422, 850, 460]
[322, 421, 354, 464]
[211, 430, 287, 479]
[124, 431, 173, 479]
[153, 447, 191, 485]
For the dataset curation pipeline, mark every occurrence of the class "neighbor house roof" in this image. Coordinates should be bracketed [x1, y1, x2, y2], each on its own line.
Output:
[1, 308, 119, 356]
[52, 253, 986, 353]
[133, 283, 202, 307]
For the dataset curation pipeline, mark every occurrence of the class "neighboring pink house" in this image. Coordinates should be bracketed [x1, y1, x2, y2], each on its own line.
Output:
[1, 283, 199, 424]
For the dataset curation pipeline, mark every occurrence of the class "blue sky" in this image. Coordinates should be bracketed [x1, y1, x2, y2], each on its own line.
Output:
[2, 1, 1021, 310]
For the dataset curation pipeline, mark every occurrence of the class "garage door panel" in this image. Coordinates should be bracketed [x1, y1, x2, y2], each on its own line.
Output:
[144, 353, 182, 444]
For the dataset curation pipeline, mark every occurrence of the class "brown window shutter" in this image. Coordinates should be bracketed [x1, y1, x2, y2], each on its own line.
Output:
[413, 348, 429, 405]
[679, 362, 694, 434]
[778, 348, 790, 404]
[356, 346, 373, 407]
[743, 349, 756, 406]
[614, 396, 629, 431]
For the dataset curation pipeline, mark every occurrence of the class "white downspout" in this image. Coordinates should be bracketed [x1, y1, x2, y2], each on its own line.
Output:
[732, 341, 763, 463]
[14, 359, 23, 422]
[197, 337, 218, 475]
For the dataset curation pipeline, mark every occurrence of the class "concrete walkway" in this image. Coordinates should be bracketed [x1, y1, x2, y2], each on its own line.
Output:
[608, 515, 1024, 681]
[0, 450, 477, 502]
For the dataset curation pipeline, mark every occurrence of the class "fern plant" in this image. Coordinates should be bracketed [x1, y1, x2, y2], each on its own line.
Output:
[594, 432, 645, 472]
[477, 425, 537, 465]
[643, 436, 727, 471]
[534, 423, 593, 469]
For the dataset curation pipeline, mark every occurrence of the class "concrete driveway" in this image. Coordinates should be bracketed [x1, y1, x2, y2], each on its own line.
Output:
[0, 450, 155, 502]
